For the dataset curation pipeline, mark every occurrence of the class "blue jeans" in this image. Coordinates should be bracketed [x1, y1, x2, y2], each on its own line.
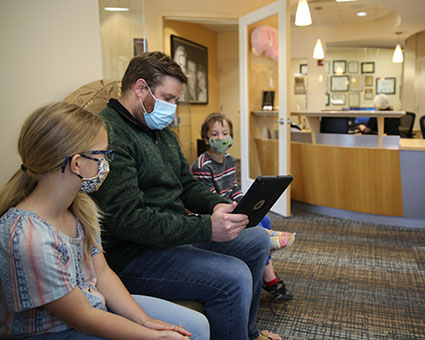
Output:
[24, 295, 209, 340]
[118, 226, 270, 340]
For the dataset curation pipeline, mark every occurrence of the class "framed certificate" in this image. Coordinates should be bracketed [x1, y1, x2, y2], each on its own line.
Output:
[361, 62, 375, 74]
[364, 75, 374, 87]
[350, 75, 362, 91]
[348, 61, 359, 73]
[331, 75, 349, 92]
[331, 93, 346, 105]
[376, 77, 396, 94]
[364, 88, 374, 100]
[348, 92, 360, 107]
[333, 60, 346, 74]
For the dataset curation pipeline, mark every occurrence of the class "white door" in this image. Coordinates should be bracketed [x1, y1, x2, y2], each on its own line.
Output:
[239, 0, 291, 216]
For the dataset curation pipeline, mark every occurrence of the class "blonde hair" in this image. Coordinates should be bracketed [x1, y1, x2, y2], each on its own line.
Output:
[0, 102, 106, 258]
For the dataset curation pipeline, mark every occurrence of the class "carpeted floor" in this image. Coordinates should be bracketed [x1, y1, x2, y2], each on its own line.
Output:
[257, 206, 425, 340]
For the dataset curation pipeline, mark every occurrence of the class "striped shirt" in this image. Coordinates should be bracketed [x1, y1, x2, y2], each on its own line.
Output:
[191, 152, 244, 203]
[0, 208, 105, 339]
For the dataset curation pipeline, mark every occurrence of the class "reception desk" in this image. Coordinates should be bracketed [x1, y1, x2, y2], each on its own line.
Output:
[288, 114, 425, 227]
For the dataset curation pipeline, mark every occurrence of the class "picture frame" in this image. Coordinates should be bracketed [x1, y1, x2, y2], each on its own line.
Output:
[333, 60, 346, 74]
[325, 93, 330, 106]
[325, 60, 330, 74]
[364, 88, 374, 100]
[376, 77, 396, 94]
[348, 92, 360, 107]
[262, 91, 275, 110]
[347, 61, 359, 74]
[361, 62, 375, 74]
[300, 64, 308, 75]
[133, 38, 146, 56]
[364, 75, 374, 87]
[331, 93, 346, 105]
[294, 76, 306, 94]
[171, 35, 208, 104]
[350, 75, 362, 91]
[331, 75, 349, 92]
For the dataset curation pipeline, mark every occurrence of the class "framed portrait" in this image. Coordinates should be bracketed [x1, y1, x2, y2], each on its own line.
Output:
[348, 93, 360, 107]
[350, 75, 362, 91]
[171, 35, 208, 104]
[361, 62, 375, 74]
[376, 77, 396, 94]
[331, 75, 349, 92]
[133, 38, 146, 56]
[300, 64, 308, 75]
[333, 60, 346, 74]
[364, 88, 374, 100]
[364, 75, 374, 87]
[325, 60, 330, 74]
[294, 76, 306, 94]
[331, 93, 346, 105]
[347, 61, 359, 74]
[262, 91, 275, 110]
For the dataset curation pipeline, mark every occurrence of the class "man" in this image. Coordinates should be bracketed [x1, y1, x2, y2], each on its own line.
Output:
[91, 51, 280, 340]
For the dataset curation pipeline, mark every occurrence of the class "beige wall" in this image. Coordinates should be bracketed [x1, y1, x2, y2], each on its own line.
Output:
[0, 0, 102, 186]
[163, 20, 219, 163]
[218, 31, 241, 159]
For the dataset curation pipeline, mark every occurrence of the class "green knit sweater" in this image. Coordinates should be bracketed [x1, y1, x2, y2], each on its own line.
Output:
[91, 99, 227, 272]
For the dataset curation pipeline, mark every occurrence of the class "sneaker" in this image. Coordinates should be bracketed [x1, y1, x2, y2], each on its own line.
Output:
[263, 277, 294, 302]
[270, 232, 296, 251]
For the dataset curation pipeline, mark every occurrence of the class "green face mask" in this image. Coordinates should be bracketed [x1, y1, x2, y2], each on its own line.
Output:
[209, 136, 233, 154]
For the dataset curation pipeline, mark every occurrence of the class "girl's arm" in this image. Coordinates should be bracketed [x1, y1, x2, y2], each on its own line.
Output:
[92, 252, 192, 337]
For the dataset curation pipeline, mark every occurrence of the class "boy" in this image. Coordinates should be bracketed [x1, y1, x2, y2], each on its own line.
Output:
[191, 112, 295, 302]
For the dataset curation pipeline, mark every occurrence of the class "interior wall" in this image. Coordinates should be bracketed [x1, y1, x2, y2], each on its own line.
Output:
[163, 19, 219, 163]
[218, 31, 241, 159]
[404, 31, 425, 131]
[0, 0, 102, 186]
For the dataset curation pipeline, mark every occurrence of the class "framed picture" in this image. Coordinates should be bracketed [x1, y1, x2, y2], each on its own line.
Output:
[331, 93, 346, 105]
[347, 61, 359, 73]
[333, 60, 346, 74]
[294, 76, 306, 94]
[350, 75, 362, 91]
[171, 35, 208, 104]
[300, 64, 308, 75]
[361, 62, 375, 73]
[364, 88, 374, 100]
[133, 38, 146, 56]
[364, 75, 374, 87]
[348, 93, 360, 107]
[331, 75, 349, 92]
[325, 93, 330, 106]
[262, 91, 275, 110]
[376, 77, 396, 94]
[325, 60, 330, 74]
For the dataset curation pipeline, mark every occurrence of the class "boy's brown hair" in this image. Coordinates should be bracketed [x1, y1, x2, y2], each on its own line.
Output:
[201, 112, 234, 141]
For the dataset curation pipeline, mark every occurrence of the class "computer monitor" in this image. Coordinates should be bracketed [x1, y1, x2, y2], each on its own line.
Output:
[345, 107, 375, 125]
[320, 117, 350, 134]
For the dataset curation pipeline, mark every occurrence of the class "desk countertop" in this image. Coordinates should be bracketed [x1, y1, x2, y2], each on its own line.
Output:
[399, 138, 425, 151]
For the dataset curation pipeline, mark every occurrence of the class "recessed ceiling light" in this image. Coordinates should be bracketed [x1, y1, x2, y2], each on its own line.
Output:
[357, 11, 368, 17]
[104, 7, 129, 11]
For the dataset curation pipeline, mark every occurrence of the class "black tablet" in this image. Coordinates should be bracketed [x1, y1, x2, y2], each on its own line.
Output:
[232, 175, 293, 227]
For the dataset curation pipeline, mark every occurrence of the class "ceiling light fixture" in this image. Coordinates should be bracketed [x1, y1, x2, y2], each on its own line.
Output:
[295, 0, 312, 26]
[357, 11, 367, 17]
[104, 7, 129, 11]
[313, 38, 325, 59]
[392, 44, 404, 63]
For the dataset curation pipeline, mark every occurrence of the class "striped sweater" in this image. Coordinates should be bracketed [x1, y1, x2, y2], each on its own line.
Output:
[191, 152, 244, 203]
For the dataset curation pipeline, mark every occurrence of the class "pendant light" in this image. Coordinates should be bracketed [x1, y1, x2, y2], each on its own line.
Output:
[313, 39, 324, 59]
[392, 44, 403, 63]
[295, 0, 312, 26]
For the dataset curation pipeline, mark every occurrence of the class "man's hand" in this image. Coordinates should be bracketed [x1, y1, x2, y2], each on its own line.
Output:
[210, 202, 248, 242]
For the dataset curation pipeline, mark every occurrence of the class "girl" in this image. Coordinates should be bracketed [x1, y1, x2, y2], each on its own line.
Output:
[0, 102, 209, 340]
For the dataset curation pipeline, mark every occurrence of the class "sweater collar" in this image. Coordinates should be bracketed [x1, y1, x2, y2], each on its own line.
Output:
[107, 98, 155, 138]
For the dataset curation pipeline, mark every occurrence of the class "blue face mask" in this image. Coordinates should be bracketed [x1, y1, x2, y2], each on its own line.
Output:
[139, 84, 177, 130]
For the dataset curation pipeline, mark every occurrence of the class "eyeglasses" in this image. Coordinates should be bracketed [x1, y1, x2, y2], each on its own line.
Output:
[61, 149, 115, 173]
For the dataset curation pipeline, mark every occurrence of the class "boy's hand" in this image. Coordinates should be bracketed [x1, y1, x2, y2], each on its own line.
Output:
[210, 202, 248, 242]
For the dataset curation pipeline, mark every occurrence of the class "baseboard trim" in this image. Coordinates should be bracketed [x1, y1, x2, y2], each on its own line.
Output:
[292, 200, 425, 229]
